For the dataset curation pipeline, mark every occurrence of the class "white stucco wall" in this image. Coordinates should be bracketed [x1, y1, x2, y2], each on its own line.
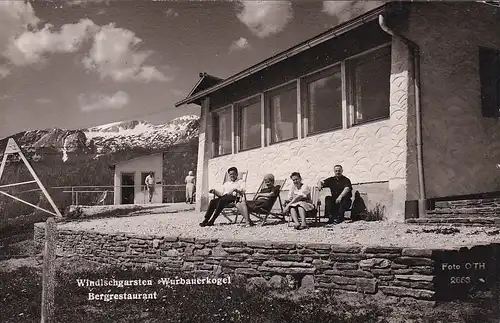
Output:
[196, 39, 412, 222]
[113, 153, 163, 205]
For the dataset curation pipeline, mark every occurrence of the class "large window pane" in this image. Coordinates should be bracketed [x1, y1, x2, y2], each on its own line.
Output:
[238, 97, 261, 151]
[212, 107, 232, 156]
[351, 46, 391, 124]
[268, 85, 297, 144]
[306, 66, 343, 134]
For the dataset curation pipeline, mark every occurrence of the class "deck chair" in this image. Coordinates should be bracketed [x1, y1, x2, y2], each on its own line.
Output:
[247, 179, 287, 226]
[287, 185, 321, 226]
[210, 171, 247, 224]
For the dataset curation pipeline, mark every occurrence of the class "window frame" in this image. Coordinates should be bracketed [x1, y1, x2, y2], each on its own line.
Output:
[264, 81, 299, 146]
[211, 105, 233, 158]
[346, 44, 392, 126]
[235, 94, 262, 153]
[302, 63, 344, 137]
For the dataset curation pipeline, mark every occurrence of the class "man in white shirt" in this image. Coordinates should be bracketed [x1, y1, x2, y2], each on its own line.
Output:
[145, 172, 155, 203]
[200, 167, 244, 227]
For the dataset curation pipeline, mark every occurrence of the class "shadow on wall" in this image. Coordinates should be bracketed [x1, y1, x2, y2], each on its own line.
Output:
[351, 191, 385, 222]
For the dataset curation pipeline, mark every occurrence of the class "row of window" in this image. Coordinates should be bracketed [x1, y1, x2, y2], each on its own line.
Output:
[212, 44, 392, 157]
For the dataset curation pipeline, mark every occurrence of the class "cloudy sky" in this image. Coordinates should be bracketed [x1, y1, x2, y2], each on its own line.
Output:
[0, 0, 384, 139]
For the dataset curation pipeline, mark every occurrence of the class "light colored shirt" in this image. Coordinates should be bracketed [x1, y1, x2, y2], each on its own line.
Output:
[185, 175, 195, 184]
[288, 183, 311, 201]
[222, 179, 245, 195]
[145, 175, 155, 186]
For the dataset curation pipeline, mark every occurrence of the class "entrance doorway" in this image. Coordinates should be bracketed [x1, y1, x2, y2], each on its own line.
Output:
[121, 172, 135, 204]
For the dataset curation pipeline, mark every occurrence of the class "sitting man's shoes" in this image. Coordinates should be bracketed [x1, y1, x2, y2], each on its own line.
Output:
[206, 222, 214, 226]
[199, 221, 208, 227]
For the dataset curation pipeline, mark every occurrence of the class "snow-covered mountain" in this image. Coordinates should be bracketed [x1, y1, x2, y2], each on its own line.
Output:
[0, 115, 200, 162]
[83, 115, 199, 156]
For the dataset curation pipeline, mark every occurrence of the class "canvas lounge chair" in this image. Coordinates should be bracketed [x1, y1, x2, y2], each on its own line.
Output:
[287, 185, 321, 226]
[209, 171, 248, 224]
[246, 179, 287, 226]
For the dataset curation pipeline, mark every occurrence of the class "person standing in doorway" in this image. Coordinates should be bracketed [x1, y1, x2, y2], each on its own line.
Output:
[185, 171, 196, 204]
[319, 165, 352, 224]
[145, 172, 155, 203]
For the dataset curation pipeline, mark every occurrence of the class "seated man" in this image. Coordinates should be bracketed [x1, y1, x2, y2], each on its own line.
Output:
[319, 165, 352, 224]
[235, 173, 280, 227]
[200, 167, 245, 227]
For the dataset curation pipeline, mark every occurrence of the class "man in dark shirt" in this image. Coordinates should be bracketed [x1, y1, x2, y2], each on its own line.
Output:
[319, 165, 352, 224]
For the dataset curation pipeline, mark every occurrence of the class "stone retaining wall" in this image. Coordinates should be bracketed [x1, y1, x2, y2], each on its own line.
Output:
[34, 224, 452, 304]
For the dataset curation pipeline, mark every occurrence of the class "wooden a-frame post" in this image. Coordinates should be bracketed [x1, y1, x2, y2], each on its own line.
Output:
[0, 138, 62, 218]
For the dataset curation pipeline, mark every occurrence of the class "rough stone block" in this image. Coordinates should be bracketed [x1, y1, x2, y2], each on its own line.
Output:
[163, 237, 179, 242]
[257, 266, 316, 275]
[269, 275, 287, 289]
[359, 258, 391, 269]
[165, 249, 179, 257]
[224, 247, 254, 254]
[246, 241, 274, 249]
[179, 237, 196, 243]
[262, 261, 313, 268]
[370, 269, 392, 275]
[193, 249, 211, 256]
[300, 275, 315, 291]
[393, 269, 413, 275]
[331, 245, 362, 253]
[330, 253, 365, 262]
[393, 280, 434, 290]
[364, 246, 402, 254]
[212, 246, 229, 257]
[252, 253, 273, 261]
[271, 243, 296, 249]
[221, 241, 247, 247]
[402, 248, 433, 257]
[184, 256, 205, 262]
[221, 261, 252, 268]
[412, 266, 434, 275]
[394, 257, 434, 267]
[394, 274, 434, 282]
[379, 286, 435, 300]
[235, 268, 261, 276]
[324, 270, 374, 278]
[335, 263, 358, 270]
[305, 243, 332, 250]
[356, 278, 377, 294]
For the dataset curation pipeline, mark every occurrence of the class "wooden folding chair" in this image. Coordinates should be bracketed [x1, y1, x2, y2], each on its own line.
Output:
[215, 171, 248, 224]
[248, 179, 287, 226]
[287, 185, 322, 226]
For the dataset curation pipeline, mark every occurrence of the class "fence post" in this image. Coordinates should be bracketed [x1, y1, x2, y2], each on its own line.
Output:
[41, 217, 56, 323]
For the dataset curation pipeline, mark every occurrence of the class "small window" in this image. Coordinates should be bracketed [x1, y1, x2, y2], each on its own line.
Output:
[350, 46, 391, 125]
[479, 46, 500, 118]
[266, 83, 297, 144]
[305, 65, 343, 134]
[237, 96, 261, 151]
[212, 106, 232, 157]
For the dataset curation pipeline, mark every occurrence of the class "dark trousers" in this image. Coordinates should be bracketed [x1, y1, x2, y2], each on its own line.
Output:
[325, 196, 351, 223]
[203, 195, 237, 224]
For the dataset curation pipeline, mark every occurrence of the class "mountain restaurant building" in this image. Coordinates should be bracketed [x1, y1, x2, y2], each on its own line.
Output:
[175, 2, 500, 222]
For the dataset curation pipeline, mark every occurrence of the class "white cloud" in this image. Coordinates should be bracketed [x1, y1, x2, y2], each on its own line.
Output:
[165, 8, 179, 17]
[0, 65, 10, 79]
[79, 91, 129, 112]
[322, 1, 385, 22]
[4, 19, 98, 66]
[229, 37, 250, 53]
[236, 1, 293, 38]
[83, 23, 169, 83]
[0, 1, 40, 61]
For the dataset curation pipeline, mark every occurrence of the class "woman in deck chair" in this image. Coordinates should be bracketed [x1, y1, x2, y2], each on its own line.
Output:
[283, 172, 314, 230]
[235, 173, 280, 227]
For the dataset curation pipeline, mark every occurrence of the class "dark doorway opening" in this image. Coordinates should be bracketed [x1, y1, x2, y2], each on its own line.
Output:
[121, 173, 135, 204]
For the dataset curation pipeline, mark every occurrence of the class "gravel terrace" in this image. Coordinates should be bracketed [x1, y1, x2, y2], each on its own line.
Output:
[57, 206, 500, 249]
